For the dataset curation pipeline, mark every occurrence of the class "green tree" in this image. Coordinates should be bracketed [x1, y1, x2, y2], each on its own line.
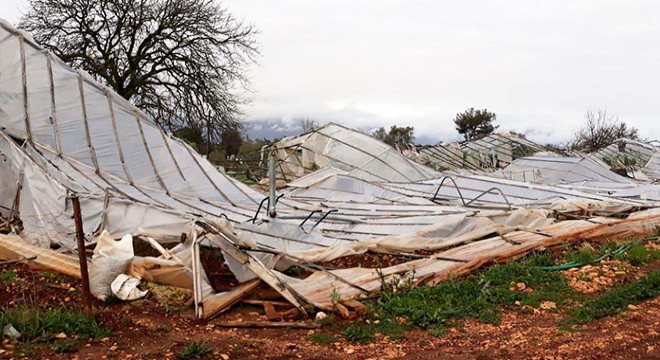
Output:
[453, 108, 498, 140]
[372, 125, 415, 147]
[220, 127, 244, 157]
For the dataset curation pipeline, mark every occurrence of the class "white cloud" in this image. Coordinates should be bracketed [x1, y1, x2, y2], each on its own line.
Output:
[3, 0, 659, 144]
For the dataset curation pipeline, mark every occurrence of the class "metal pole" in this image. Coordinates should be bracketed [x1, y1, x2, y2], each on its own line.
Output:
[268, 152, 277, 218]
[71, 196, 93, 316]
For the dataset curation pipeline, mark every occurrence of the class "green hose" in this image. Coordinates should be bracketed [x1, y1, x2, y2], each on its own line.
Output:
[540, 244, 630, 271]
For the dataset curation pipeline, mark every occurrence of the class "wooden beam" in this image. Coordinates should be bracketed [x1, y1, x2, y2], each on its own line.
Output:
[202, 279, 261, 320]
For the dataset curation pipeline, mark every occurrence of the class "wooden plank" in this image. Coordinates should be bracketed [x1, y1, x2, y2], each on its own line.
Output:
[0, 234, 83, 278]
[206, 231, 311, 315]
[342, 299, 369, 314]
[242, 299, 292, 307]
[263, 301, 280, 320]
[202, 279, 261, 320]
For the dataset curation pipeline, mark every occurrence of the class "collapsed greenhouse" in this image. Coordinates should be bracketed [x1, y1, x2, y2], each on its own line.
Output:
[2, 19, 660, 321]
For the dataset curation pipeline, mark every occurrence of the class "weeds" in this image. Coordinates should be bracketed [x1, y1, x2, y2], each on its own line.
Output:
[343, 323, 374, 343]
[0, 306, 109, 341]
[284, 266, 302, 276]
[615, 244, 660, 266]
[178, 341, 213, 359]
[367, 253, 576, 335]
[38, 272, 69, 282]
[308, 332, 336, 344]
[50, 339, 78, 353]
[0, 270, 16, 283]
[567, 270, 660, 324]
[165, 305, 189, 314]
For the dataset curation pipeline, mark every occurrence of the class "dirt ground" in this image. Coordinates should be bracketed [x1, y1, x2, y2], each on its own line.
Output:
[1, 255, 660, 360]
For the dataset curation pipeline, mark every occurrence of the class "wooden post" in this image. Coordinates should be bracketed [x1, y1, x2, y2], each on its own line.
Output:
[71, 196, 93, 316]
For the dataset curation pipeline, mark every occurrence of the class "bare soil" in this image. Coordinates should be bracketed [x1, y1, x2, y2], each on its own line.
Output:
[1, 254, 659, 359]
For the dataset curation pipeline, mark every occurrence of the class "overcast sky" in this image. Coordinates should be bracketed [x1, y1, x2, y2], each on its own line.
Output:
[2, 0, 659, 144]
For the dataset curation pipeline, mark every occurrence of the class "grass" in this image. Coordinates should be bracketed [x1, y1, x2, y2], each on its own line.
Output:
[0, 270, 16, 283]
[178, 341, 213, 359]
[567, 270, 660, 324]
[615, 244, 660, 266]
[367, 253, 576, 336]
[38, 272, 69, 282]
[308, 332, 336, 344]
[353, 241, 660, 339]
[283, 266, 303, 276]
[165, 305, 189, 314]
[343, 323, 374, 344]
[0, 306, 109, 341]
[559, 241, 660, 268]
[50, 339, 78, 353]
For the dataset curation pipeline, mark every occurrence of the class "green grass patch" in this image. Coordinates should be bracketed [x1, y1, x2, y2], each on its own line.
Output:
[0, 270, 16, 283]
[283, 266, 303, 276]
[343, 323, 374, 344]
[308, 332, 336, 344]
[352, 245, 660, 338]
[367, 253, 577, 335]
[38, 272, 69, 282]
[0, 306, 109, 341]
[178, 341, 213, 359]
[567, 270, 660, 324]
[615, 244, 660, 266]
[165, 305, 189, 314]
[49, 339, 78, 353]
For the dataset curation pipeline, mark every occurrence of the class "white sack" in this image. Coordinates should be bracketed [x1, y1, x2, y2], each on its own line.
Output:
[90, 231, 134, 301]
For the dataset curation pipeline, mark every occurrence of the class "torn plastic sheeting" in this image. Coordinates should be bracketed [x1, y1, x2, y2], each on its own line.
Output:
[111, 274, 148, 301]
[234, 208, 555, 265]
[272, 123, 440, 183]
[278, 207, 660, 309]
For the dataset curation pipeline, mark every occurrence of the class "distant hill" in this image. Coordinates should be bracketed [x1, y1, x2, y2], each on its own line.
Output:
[244, 119, 438, 145]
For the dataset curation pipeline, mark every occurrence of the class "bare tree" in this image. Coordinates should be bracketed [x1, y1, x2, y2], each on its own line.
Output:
[570, 109, 639, 152]
[19, 0, 258, 151]
[300, 118, 319, 133]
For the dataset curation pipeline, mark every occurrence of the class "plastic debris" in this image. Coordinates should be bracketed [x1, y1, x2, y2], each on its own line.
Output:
[111, 274, 148, 301]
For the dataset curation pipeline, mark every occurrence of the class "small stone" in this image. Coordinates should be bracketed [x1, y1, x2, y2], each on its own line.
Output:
[54, 332, 67, 339]
[346, 348, 355, 354]
[540, 301, 557, 310]
[627, 304, 639, 310]
[220, 354, 229, 360]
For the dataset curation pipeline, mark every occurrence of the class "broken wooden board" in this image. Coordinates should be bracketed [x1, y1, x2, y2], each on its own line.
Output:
[202, 279, 262, 319]
[206, 230, 312, 315]
[263, 301, 280, 320]
[0, 234, 83, 278]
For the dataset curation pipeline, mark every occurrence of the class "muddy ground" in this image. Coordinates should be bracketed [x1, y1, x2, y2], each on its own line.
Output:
[1, 248, 659, 360]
